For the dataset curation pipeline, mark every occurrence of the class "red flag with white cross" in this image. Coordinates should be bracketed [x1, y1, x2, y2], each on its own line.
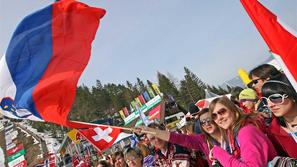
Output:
[79, 126, 132, 151]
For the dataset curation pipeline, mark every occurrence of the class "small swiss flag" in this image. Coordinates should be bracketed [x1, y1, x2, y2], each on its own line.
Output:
[79, 126, 132, 151]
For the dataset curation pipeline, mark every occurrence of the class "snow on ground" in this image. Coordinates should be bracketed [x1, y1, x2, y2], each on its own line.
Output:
[44, 133, 61, 153]
[0, 146, 5, 166]
[19, 121, 61, 154]
[32, 136, 40, 145]
[37, 154, 43, 159]
[16, 126, 31, 137]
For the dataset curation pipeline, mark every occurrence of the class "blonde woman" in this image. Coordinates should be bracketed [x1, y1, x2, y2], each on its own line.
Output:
[208, 96, 277, 167]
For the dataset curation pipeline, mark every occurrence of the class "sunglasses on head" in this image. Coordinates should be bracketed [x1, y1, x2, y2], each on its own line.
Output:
[247, 78, 262, 88]
[261, 94, 288, 105]
[212, 108, 227, 121]
[200, 118, 212, 126]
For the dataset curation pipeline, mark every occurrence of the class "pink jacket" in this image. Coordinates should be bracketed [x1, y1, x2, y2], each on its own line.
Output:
[169, 132, 212, 166]
[212, 124, 277, 167]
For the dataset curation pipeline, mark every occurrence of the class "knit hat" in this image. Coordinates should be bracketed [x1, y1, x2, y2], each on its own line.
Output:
[239, 88, 257, 100]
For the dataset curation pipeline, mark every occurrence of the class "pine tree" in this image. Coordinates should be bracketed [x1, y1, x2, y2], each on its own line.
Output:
[126, 80, 139, 97]
[157, 72, 179, 99]
[147, 80, 153, 87]
[136, 77, 146, 93]
[92, 80, 112, 118]
[179, 67, 206, 105]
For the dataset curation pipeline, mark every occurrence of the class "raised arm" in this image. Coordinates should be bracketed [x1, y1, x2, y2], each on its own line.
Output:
[137, 126, 207, 151]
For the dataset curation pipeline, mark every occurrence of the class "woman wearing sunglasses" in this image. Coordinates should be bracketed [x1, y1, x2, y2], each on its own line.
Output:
[136, 108, 226, 167]
[208, 96, 277, 167]
[262, 79, 297, 158]
[248, 64, 281, 96]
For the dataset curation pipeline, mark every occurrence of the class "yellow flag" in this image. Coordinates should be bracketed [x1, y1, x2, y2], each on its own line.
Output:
[238, 68, 251, 85]
[118, 110, 126, 120]
[152, 83, 162, 95]
[67, 129, 81, 144]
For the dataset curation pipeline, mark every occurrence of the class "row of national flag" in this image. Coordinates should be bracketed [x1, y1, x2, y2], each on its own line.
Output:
[0, 0, 296, 154]
[4, 123, 27, 167]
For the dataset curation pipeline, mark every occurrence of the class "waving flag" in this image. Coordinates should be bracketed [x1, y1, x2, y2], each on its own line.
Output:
[0, 0, 106, 125]
[241, 0, 297, 90]
[79, 126, 132, 152]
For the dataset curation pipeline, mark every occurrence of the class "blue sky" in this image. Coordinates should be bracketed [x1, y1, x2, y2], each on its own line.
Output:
[0, 0, 296, 87]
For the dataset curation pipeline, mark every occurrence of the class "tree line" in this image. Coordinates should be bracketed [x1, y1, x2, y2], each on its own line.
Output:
[68, 67, 232, 122]
[29, 67, 232, 134]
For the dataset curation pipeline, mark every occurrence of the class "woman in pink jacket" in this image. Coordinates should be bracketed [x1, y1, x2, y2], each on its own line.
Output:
[208, 96, 277, 167]
[137, 108, 226, 166]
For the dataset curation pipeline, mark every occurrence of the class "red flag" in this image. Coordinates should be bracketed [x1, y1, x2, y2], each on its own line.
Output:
[6, 144, 24, 156]
[241, 0, 297, 90]
[13, 160, 27, 167]
[79, 126, 131, 151]
[45, 154, 56, 167]
[72, 153, 80, 167]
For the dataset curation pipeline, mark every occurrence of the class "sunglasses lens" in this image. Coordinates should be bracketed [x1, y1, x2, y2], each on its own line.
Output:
[218, 108, 227, 115]
[247, 82, 253, 88]
[200, 120, 206, 126]
[262, 98, 268, 105]
[211, 113, 217, 120]
[269, 94, 283, 104]
[200, 119, 209, 126]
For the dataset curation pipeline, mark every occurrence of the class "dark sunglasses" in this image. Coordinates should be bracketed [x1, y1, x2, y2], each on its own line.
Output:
[212, 108, 227, 121]
[247, 78, 262, 88]
[261, 94, 288, 105]
[200, 118, 212, 126]
[185, 117, 191, 122]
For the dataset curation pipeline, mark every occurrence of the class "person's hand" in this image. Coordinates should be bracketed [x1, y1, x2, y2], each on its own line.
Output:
[209, 147, 216, 161]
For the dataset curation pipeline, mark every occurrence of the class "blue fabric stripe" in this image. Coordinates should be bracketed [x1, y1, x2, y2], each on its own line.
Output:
[5, 5, 53, 119]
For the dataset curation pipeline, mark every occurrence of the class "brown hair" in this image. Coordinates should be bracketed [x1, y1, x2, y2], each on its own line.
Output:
[137, 143, 151, 157]
[197, 108, 225, 149]
[112, 151, 124, 164]
[124, 147, 143, 164]
[209, 96, 258, 134]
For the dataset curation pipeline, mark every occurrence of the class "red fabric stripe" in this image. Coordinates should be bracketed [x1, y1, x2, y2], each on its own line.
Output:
[33, 0, 106, 125]
[240, 0, 297, 82]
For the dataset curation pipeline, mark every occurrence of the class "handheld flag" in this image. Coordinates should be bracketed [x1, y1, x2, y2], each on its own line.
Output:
[0, 0, 106, 125]
[241, 0, 297, 91]
[79, 126, 132, 152]
[67, 129, 82, 144]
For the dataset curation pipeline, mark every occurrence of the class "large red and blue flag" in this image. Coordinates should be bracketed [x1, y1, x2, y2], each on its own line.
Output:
[0, 0, 106, 126]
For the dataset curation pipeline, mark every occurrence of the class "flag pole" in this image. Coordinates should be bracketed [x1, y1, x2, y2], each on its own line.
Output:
[68, 120, 156, 135]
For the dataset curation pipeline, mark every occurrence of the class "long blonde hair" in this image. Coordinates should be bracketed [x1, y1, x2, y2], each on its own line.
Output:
[209, 96, 258, 135]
